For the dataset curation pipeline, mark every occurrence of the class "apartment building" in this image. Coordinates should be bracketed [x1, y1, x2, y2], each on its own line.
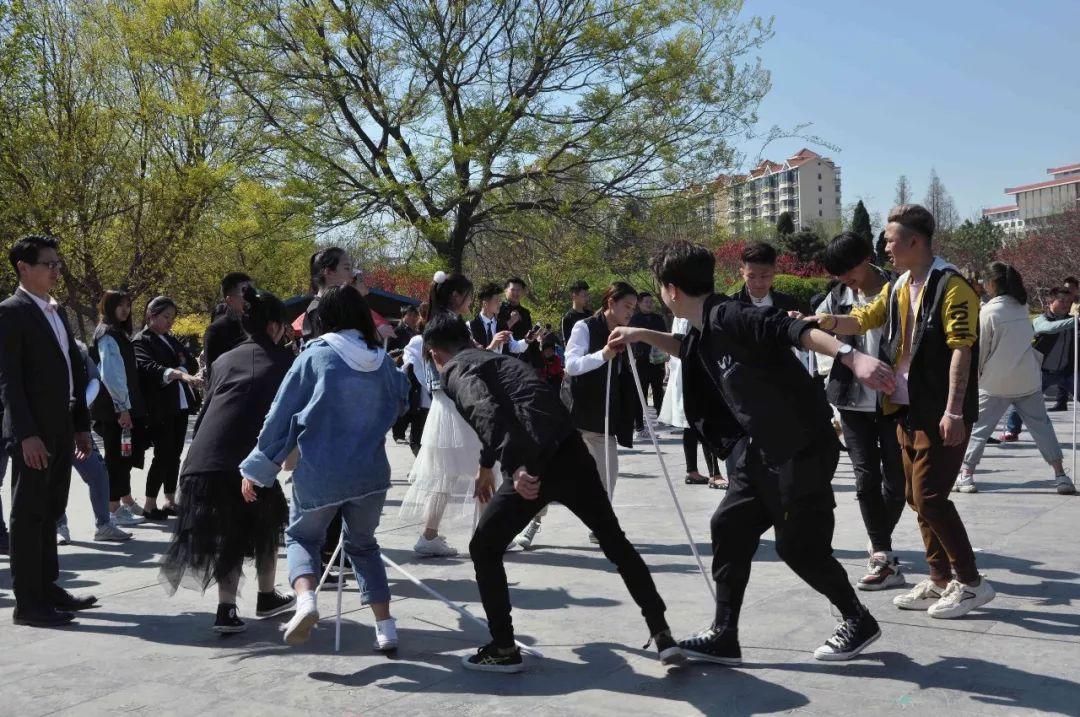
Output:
[982, 161, 1080, 233]
[727, 148, 841, 235]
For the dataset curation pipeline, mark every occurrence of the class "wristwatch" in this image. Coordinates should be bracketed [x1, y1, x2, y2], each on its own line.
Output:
[834, 343, 855, 362]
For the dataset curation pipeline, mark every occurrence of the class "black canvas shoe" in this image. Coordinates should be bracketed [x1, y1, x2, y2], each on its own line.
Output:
[646, 630, 686, 666]
[256, 590, 296, 619]
[461, 643, 524, 673]
[813, 608, 880, 661]
[213, 604, 247, 634]
[678, 625, 742, 666]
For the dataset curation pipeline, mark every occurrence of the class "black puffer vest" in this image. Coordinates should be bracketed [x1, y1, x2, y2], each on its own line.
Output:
[881, 267, 979, 434]
[90, 323, 147, 422]
[560, 313, 636, 447]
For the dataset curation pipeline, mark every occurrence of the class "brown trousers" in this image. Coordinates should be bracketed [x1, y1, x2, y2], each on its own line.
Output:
[897, 423, 979, 584]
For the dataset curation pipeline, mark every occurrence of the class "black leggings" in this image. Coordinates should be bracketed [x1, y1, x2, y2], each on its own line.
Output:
[683, 428, 719, 475]
[146, 412, 188, 498]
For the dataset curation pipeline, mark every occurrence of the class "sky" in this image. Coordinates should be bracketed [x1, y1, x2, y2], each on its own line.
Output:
[734, 0, 1080, 226]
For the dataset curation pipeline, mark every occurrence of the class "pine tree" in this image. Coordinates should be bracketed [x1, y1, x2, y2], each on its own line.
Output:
[776, 211, 795, 236]
[851, 200, 872, 243]
[924, 169, 960, 232]
[783, 227, 825, 264]
[895, 175, 911, 206]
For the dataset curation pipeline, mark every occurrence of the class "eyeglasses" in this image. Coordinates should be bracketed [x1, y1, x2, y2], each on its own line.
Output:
[32, 260, 63, 270]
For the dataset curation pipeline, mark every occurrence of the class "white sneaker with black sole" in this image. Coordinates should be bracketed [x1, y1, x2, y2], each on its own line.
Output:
[927, 578, 995, 619]
[813, 608, 881, 661]
[284, 599, 319, 645]
[893, 579, 946, 610]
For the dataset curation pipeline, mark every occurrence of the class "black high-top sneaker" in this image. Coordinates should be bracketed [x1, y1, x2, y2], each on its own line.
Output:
[813, 605, 880, 661]
[646, 630, 686, 666]
[213, 603, 247, 634]
[256, 590, 296, 619]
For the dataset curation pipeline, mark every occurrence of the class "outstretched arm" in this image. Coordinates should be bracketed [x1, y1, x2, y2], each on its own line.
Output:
[607, 327, 683, 357]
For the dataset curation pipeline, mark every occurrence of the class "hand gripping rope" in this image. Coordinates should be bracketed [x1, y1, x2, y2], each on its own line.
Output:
[607, 357, 716, 601]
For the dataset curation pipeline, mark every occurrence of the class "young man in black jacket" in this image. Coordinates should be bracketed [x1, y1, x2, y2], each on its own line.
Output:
[202, 272, 252, 381]
[609, 240, 896, 663]
[423, 313, 682, 673]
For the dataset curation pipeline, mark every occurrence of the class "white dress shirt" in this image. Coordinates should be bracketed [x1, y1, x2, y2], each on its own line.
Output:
[479, 312, 526, 355]
[156, 333, 189, 411]
[19, 286, 74, 402]
[564, 318, 607, 376]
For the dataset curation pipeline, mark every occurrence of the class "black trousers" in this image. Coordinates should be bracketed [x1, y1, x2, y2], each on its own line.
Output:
[9, 428, 73, 610]
[711, 441, 861, 625]
[633, 359, 665, 430]
[839, 408, 906, 553]
[469, 433, 668, 647]
[146, 412, 188, 498]
[683, 427, 719, 475]
[391, 414, 409, 441]
[407, 408, 429, 457]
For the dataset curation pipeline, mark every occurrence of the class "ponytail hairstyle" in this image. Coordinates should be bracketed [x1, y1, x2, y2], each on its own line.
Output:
[144, 295, 177, 328]
[98, 290, 133, 335]
[427, 270, 474, 315]
[310, 247, 347, 292]
[985, 261, 1028, 306]
[596, 281, 638, 315]
[239, 285, 285, 339]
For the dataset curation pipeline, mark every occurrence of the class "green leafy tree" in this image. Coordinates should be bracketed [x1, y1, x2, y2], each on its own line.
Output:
[222, 0, 774, 271]
[939, 218, 1006, 274]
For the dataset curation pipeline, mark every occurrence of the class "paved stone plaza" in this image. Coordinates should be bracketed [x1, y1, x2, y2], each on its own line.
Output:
[1, 412, 1077, 716]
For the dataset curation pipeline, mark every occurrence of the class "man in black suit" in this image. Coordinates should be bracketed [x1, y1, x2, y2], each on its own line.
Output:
[389, 305, 420, 352]
[472, 282, 531, 356]
[497, 278, 537, 364]
[0, 235, 97, 626]
[201, 272, 252, 381]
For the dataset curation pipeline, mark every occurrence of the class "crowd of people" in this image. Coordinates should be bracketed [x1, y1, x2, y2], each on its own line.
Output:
[0, 202, 1075, 672]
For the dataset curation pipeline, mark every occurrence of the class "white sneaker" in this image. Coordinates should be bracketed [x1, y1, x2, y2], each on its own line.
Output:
[373, 618, 398, 651]
[112, 506, 143, 526]
[125, 502, 145, 517]
[928, 578, 996, 619]
[94, 523, 133, 542]
[1055, 473, 1077, 495]
[892, 578, 946, 610]
[414, 534, 458, 558]
[857, 553, 906, 591]
[634, 429, 650, 441]
[57, 524, 71, 545]
[513, 520, 541, 550]
[284, 601, 320, 645]
[953, 473, 977, 493]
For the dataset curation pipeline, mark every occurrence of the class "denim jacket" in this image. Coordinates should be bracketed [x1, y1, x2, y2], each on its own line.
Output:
[240, 330, 409, 511]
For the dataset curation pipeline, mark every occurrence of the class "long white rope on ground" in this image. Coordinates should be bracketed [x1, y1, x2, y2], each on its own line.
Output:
[624, 353, 716, 601]
[603, 360, 614, 498]
[1073, 315, 1077, 479]
[314, 531, 543, 657]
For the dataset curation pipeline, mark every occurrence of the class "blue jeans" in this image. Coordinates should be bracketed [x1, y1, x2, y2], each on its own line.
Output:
[1006, 369, 1073, 434]
[285, 488, 390, 605]
[58, 445, 112, 531]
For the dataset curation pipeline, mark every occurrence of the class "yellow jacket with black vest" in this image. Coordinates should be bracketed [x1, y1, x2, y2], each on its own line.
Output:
[849, 257, 980, 437]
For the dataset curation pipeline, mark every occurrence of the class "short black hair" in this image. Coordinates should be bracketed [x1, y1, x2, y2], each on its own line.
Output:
[637, 291, 653, 301]
[401, 304, 418, 317]
[9, 234, 59, 277]
[422, 311, 473, 354]
[888, 204, 935, 244]
[1047, 286, 1073, 301]
[821, 232, 874, 276]
[741, 242, 777, 266]
[220, 272, 252, 299]
[651, 241, 715, 297]
[318, 285, 379, 348]
[1064, 276, 1079, 287]
[477, 282, 502, 302]
[504, 277, 527, 289]
[569, 280, 590, 294]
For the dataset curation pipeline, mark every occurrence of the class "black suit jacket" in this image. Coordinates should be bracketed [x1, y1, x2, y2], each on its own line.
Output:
[134, 329, 198, 418]
[468, 313, 513, 351]
[182, 336, 294, 476]
[202, 313, 246, 381]
[732, 285, 807, 315]
[0, 289, 90, 442]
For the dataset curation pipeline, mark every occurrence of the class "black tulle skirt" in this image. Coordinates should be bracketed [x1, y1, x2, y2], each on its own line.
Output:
[159, 470, 288, 595]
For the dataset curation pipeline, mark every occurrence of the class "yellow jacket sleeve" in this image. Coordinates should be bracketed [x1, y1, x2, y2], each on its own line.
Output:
[940, 276, 979, 349]
[849, 283, 890, 334]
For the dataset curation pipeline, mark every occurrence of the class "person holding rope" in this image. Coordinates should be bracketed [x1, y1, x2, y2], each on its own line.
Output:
[422, 312, 682, 672]
[608, 240, 895, 663]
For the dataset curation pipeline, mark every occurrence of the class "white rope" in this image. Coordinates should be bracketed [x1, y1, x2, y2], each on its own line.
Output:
[626, 352, 716, 601]
[380, 553, 543, 658]
[1073, 315, 1077, 479]
[603, 359, 614, 498]
[335, 528, 345, 651]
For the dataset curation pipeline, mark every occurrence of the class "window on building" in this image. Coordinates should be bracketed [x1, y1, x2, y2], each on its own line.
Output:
[818, 210, 823, 217]
[818, 198, 822, 205]
[818, 173, 822, 180]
